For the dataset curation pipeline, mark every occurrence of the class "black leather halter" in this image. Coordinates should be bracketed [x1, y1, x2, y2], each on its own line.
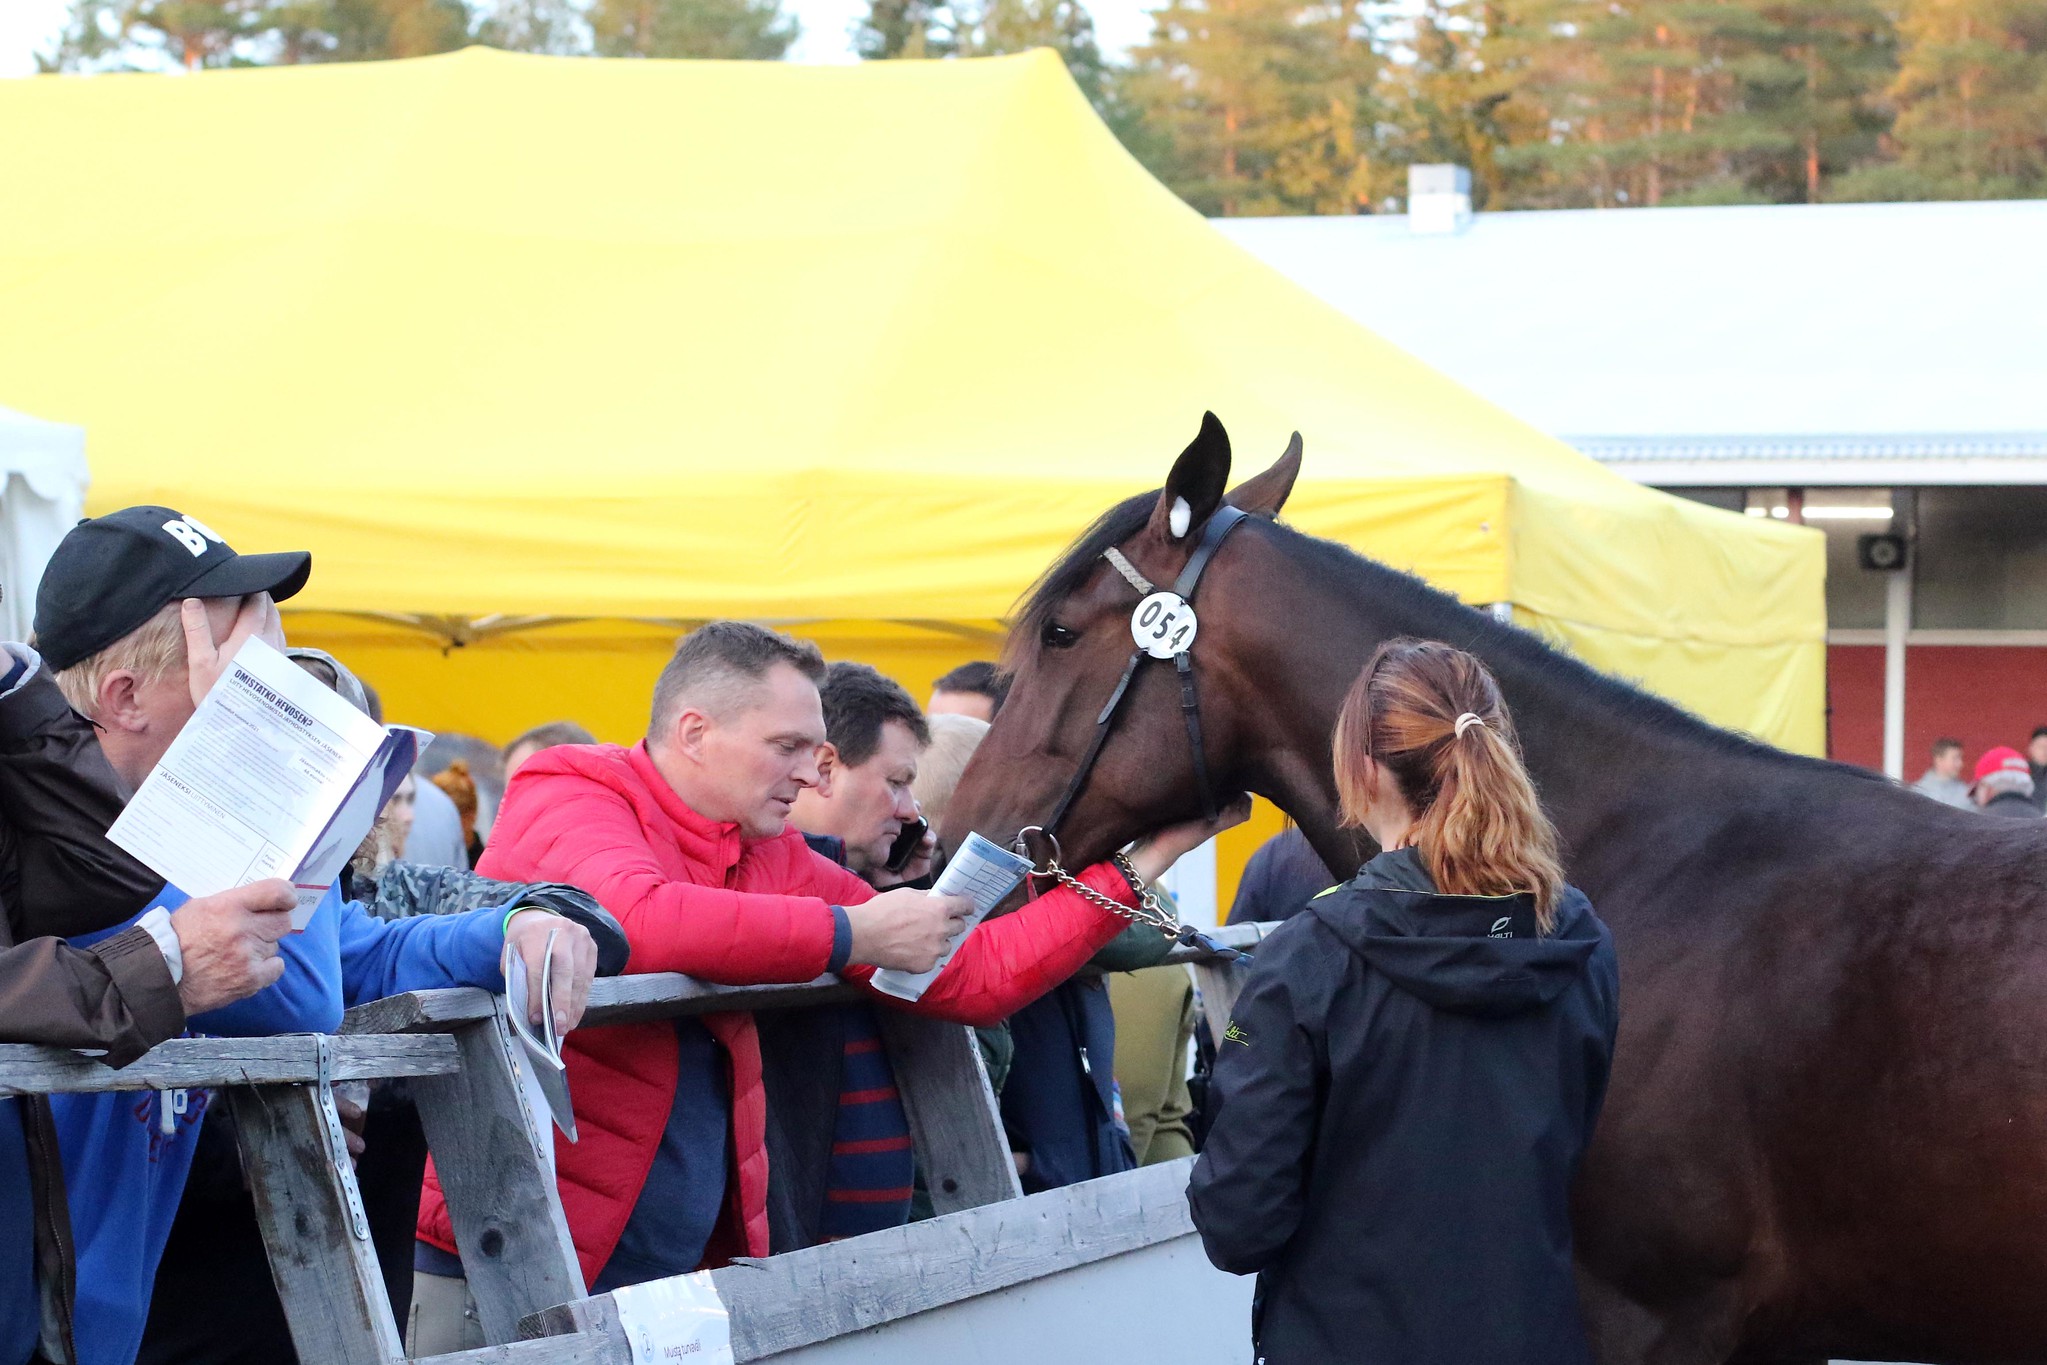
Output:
[1034, 503, 1250, 846]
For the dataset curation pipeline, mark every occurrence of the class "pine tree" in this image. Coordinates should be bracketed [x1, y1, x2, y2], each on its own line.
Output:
[47, 0, 472, 67]
[962, 0, 1108, 104]
[1479, 0, 1893, 207]
[856, 0, 961, 58]
[1118, 0, 1383, 215]
[472, 0, 588, 52]
[1854, 0, 2047, 196]
[590, 0, 796, 58]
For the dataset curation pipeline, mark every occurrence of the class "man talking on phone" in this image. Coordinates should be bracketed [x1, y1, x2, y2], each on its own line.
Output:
[789, 663, 935, 888]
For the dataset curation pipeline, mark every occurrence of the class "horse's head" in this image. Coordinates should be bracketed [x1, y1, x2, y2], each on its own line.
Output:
[943, 412, 1304, 872]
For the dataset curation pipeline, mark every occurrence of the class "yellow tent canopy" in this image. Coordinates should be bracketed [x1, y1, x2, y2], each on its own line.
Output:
[0, 49, 1823, 793]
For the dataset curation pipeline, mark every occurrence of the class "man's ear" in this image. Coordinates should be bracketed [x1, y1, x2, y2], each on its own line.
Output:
[814, 742, 839, 797]
[1226, 432, 1302, 520]
[672, 706, 711, 763]
[95, 670, 147, 735]
[1146, 412, 1232, 545]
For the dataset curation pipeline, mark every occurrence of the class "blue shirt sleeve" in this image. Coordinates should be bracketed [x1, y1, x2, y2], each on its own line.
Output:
[189, 887, 347, 1036]
[335, 893, 510, 1007]
[95, 884, 515, 1034]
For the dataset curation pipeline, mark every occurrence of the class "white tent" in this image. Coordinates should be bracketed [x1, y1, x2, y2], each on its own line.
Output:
[0, 406, 88, 642]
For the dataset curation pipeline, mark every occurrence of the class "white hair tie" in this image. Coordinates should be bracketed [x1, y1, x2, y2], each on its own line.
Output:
[1454, 712, 1486, 738]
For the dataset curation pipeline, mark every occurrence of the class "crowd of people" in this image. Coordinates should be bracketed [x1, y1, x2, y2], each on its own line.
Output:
[0, 505, 1236, 1365]
[2, 501, 1631, 1365]
[1911, 731, 2047, 818]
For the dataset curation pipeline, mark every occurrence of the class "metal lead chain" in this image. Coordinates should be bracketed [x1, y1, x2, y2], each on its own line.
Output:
[1041, 852, 1181, 940]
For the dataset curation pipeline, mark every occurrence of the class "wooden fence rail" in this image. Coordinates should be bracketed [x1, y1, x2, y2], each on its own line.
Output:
[6, 919, 1275, 1365]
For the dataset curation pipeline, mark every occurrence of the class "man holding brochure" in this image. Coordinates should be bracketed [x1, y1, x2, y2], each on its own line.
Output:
[25, 506, 604, 1365]
[0, 640, 302, 1365]
[409, 621, 1239, 1351]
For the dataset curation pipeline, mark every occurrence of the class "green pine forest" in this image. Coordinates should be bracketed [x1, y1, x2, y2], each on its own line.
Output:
[44, 0, 2047, 210]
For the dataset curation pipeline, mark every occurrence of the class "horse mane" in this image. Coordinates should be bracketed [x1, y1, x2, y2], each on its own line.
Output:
[1011, 488, 1865, 781]
[1006, 489, 1157, 671]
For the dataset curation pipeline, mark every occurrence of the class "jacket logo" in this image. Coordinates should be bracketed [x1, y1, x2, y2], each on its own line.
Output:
[1488, 916, 1514, 938]
[1222, 1022, 1250, 1046]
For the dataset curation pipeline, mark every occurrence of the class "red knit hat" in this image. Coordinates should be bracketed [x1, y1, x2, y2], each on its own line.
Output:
[1974, 745, 2030, 786]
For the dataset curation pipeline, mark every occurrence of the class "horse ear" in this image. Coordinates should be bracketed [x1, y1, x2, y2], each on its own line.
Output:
[1226, 432, 1302, 519]
[1148, 411, 1232, 545]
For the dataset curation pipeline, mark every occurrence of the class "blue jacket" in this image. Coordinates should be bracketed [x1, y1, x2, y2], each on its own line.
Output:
[1000, 976, 1135, 1193]
[52, 881, 514, 1365]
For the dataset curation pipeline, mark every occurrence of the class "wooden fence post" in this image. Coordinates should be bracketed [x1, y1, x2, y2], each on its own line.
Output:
[1189, 959, 1249, 1047]
[873, 1010, 1023, 1214]
[408, 1001, 587, 1345]
[231, 1044, 404, 1365]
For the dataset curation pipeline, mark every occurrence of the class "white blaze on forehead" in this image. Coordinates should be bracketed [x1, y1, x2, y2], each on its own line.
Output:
[1169, 497, 1192, 538]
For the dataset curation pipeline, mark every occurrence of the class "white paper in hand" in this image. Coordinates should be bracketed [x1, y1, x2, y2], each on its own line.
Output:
[504, 925, 577, 1143]
[612, 1271, 733, 1365]
[869, 832, 1035, 1002]
[106, 637, 428, 928]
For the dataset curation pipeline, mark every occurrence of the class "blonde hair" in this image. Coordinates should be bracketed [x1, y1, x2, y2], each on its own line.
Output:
[1332, 639, 1565, 932]
[911, 713, 990, 831]
[49, 602, 186, 719]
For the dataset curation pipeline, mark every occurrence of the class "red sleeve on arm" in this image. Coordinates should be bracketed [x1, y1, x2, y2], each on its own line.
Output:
[495, 773, 841, 984]
[845, 861, 1133, 1027]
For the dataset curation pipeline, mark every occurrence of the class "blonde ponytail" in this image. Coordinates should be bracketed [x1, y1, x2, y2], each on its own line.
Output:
[1333, 640, 1565, 932]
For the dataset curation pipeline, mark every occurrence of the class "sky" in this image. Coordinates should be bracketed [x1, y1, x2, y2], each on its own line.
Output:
[0, 0, 1157, 73]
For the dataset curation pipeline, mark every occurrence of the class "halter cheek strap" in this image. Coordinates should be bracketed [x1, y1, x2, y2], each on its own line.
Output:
[1039, 503, 1250, 840]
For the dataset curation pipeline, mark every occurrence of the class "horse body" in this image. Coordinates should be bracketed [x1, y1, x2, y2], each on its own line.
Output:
[943, 418, 2047, 1365]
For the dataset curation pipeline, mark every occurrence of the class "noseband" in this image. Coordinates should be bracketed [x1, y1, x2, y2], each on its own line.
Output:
[1026, 502, 1250, 853]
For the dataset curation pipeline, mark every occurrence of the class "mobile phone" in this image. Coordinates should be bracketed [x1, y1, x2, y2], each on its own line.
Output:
[886, 817, 930, 873]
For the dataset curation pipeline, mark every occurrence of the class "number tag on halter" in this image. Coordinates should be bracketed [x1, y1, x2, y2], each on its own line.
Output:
[1131, 590, 1198, 659]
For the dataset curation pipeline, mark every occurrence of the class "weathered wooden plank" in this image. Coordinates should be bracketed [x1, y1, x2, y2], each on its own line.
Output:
[871, 1010, 1021, 1213]
[414, 1332, 620, 1365]
[524, 1159, 1198, 1362]
[579, 973, 865, 1028]
[232, 1080, 404, 1365]
[411, 1001, 587, 1346]
[342, 986, 496, 1037]
[1186, 921, 1273, 1042]
[0, 1034, 457, 1097]
[344, 948, 1271, 1045]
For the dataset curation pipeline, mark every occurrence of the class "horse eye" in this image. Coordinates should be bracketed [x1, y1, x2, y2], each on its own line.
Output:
[1040, 621, 1080, 650]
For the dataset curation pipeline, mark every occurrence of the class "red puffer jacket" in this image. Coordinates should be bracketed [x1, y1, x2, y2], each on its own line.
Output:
[416, 742, 1132, 1284]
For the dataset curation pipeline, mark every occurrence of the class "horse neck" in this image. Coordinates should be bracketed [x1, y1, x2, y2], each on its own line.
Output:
[1228, 535, 1704, 885]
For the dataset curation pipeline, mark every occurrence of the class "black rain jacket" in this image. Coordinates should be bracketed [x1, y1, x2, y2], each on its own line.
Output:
[1187, 845, 1619, 1365]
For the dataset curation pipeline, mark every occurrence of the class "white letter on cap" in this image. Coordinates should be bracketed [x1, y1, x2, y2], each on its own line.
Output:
[162, 519, 209, 557]
[178, 514, 225, 546]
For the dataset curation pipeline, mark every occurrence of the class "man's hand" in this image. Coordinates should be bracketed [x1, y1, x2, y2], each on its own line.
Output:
[182, 593, 284, 707]
[170, 879, 296, 1014]
[865, 826, 937, 890]
[332, 1085, 368, 1168]
[1126, 794, 1256, 884]
[504, 912, 598, 1034]
[845, 888, 971, 973]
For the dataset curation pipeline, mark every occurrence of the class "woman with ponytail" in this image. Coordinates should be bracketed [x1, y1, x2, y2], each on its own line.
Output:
[1189, 639, 1619, 1365]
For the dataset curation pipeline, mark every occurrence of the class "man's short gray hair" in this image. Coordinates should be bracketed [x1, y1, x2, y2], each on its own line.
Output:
[648, 622, 826, 742]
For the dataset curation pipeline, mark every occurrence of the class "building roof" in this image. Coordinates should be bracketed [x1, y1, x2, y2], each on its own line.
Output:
[1214, 200, 2047, 485]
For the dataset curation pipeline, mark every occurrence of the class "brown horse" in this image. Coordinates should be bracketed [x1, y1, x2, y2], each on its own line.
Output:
[944, 414, 2047, 1365]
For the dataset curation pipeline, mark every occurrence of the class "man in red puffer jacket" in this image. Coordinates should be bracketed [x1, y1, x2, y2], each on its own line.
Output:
[413, 623, 1232, 1351]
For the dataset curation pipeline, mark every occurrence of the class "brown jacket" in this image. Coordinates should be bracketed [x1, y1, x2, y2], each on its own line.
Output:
[0, 651, 186, 1362]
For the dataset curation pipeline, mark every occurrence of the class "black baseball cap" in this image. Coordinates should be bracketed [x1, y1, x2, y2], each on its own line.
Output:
[33, 506, 311, 672]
